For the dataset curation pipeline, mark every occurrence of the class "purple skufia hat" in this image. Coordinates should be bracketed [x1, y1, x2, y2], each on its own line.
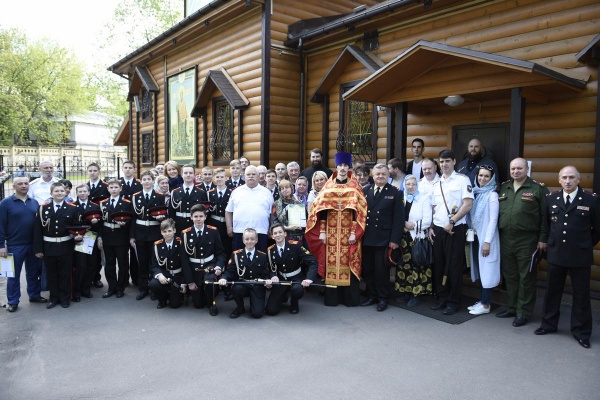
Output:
[334, 152, 352, 167]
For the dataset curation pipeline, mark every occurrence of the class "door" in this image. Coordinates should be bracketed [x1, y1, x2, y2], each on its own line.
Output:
[452, 123, 510, 183]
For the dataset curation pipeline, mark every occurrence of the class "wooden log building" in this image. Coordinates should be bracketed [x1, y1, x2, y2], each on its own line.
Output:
[109, 0, 600, 292]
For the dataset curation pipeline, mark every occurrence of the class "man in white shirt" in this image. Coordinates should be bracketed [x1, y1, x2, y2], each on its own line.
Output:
[428, 150, 473, 315]
[225, 166, 274, 253]
[418, 158, 440, 205]
[28, 160, 59, 203]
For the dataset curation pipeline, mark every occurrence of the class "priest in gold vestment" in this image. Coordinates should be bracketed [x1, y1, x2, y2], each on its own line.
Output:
[306, 152, 367, 306]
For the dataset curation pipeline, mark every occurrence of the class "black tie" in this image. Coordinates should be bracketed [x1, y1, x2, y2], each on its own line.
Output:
[81, 203, 86, 209]
[218, 191, 223, 200]
[111, 199, 115, 209]
[247, 252, 251, 261]
[55, 204, 60, 212]
[566, 194, 571, 208]
[279, 247, 284, 257]
[186, 187, 190, 196]
[145, 193, 150, 202]
[375, 187, 381, 199]
[167, 244, 171, 252]
[127, 181, 131, 188]
[197, 230, 202, 237]
[91, 183, 95, 191]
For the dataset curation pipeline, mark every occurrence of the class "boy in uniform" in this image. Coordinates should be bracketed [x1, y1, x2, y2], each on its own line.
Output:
[169, 164, 208, 233]
[225, 160, 245, 189]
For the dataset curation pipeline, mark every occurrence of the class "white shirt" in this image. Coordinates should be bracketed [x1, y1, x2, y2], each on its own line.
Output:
[28, 177, 59, 203]
[411, 160, 422, 178]
[432, 171, 473, 227]
[244, 248, 255, 260]
[563, 188, 578, 204]
[226, 184, 274, 234]
[418, 175, 440, 207]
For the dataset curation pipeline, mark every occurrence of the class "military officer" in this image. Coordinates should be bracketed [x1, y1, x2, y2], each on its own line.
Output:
[99, 179, 133, 298]
[360, 163, 404, 312]
[149, 218, 188, 309]
[496, 157, 549, 327]
[219, 228, 273, 319]
[265, 223, 318, 315]
[33, 182, 83, 309]
[534, 166, 600, 349]
[207, 168, 233, 257]
[169, 164, 208, 233]
[181, 204, 227, 315]
[130, 171, 166, 300]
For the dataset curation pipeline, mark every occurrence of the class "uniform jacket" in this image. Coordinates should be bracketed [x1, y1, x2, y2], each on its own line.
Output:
[33, 201, 82, 256]
[498, 177, 549, 242]
[87, 180, 110, 202]
[169, 184, 208, 232]
[199, 182, 214, 193]
[223, 249, 272, 281]
[225, 177, 245, 190]
[119, 178, 143, 200]
[74, 199, 102, 235]
[180, 224, 227, 273]
[99, 196, 133, 246]
[267, 240, 318, 282]
[363, 183, 405, 247]
[207, 187, 232, 221]
[151, 237, 190, 282]
[130, 190, 166, 242]
[547, 187, 600, 268]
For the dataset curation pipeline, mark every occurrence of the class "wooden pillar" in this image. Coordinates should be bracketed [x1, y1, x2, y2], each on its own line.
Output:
[509, 87, 525, 161]
[394, 102, 407, 160]
[322, 95, 330, 167]
[386, 107, 393, 161]
[594, 63, 600, 193]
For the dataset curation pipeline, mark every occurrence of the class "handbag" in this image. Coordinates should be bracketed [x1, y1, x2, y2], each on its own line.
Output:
[411, 220, 433, 266]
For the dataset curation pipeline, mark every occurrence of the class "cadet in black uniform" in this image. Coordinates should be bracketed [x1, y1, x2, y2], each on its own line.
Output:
[169, 164, 208, 233]
[33, 182, 83, 309]
[149, 218, 189, 309]
[225, 159, 245, 189]
[181, 204, 227, 315]
[265, 223, 318, 315]
[207, 168, 233, 257]
[219, 228, 274, 319]
[73, 184, 102, 301]
[86, 162, 109, 289]
[120, 160, 143, 287]
[99, 179, 133, 298]
[130, 171, 166, 300]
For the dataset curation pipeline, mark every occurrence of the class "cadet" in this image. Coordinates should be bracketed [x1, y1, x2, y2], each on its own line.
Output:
[181, 204, 227, 315]
[149, 218, 188, 309]
[496, 157, 548, 327]
[33, 182, 83, 309]
[206, 168, 233, 257]
[265, 223, 317, 315]
[169, 164, 208, 233]
[218, 228, 274, 319]
[99, 179, 133, 299]
[130, 171, 166, 300]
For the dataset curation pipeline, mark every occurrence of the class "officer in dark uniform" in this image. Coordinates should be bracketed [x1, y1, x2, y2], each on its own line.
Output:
[130, 171, 166, 300]
[73, 184, 103, 301]
[219, 228, 274, 319]
[180, 204, 227, 315]
[99, 179, 133, 298]
[207, 168, 233, 257]
[360, 163, 404, 312]
[497, 157, 548, 327]
[265, 223, 318, 315]
[149, 218, 189, 309]
[33, 182, 83, 309]
[534, 166, 600, 349]
[169, 164, 208, 233]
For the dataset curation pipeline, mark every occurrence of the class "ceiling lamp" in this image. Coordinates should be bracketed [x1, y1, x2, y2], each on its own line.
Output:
[444, 95, 465, 107]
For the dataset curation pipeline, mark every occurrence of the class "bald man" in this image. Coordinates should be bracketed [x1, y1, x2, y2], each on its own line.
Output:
[456, 138, 498, 186]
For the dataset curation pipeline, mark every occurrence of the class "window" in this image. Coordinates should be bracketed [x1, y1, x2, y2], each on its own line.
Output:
[210, 98, 233, 163]
[141, 88, 153, 123]
[338, 88, 375, 162]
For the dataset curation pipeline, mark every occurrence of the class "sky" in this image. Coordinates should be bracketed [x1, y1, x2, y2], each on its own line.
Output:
[0, 0, 121, 67]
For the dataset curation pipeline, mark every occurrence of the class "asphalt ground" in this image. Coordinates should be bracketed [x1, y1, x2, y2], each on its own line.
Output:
[1, 275, 599, 400]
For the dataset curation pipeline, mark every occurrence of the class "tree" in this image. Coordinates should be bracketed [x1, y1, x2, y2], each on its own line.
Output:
[0, 28, 94, 145]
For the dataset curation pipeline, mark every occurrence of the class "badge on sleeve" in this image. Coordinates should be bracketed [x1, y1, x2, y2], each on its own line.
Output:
[467, 185, 473, 193]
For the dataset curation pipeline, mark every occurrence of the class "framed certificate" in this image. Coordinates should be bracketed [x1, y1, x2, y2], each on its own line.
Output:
[287, 204, 307, 228]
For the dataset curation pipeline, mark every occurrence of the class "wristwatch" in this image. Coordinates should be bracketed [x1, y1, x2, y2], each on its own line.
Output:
[449, 218, 455, 225]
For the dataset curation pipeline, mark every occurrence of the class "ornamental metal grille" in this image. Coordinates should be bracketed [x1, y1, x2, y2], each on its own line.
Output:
[337, 99, 374, 162]
[210, 100, 233, 161]
[141, 88, 153, 123]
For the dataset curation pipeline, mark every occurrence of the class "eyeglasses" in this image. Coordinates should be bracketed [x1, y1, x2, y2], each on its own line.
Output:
[479, 165, 494, 171]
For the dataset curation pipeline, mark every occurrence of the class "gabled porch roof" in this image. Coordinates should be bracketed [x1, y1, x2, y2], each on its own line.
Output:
[127, 67, 159, 102]
[191, 68, 249, 118]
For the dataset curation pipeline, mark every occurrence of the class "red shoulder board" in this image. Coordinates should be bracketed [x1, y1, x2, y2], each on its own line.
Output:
[66, 202, 78, 207]
[288, 240, 299, 244]
[100, 199, 109, 203]
[133, 191, 142, 196]
[122, 198, 131, 203]
[172, 187, 182, 192]
[268, 244, 275, 250]
[175, 237, 182, 242]
[256, 250, 266, 255]
[154, 239, 164, 245]
[41, 201, 51, 206]
[206, 225, 217, 230]
[208, 188, 216, 193]
[233, 249, 243, 254]
[182, 227, 192, 233]
[135, 179, 141, 183]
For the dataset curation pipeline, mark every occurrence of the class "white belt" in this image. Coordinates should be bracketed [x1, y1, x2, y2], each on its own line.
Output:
[280, 268, 301, 279]
[167, 268, 182, 274]
[104, 222, 121, 229]
[189, 254, 214, 264]
[43, 236, 71, 243]
[176, 212, 191, 218]
[136, 220, 160, 226]
[211, 215, 225, 222]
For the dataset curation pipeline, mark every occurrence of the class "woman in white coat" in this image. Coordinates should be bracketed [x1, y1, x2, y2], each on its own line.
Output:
[467, 165, 501, 315]
[394, 175, 433, 307]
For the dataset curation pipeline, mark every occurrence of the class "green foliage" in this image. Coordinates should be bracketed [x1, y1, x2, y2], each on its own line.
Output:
[0, 28, 93, 145]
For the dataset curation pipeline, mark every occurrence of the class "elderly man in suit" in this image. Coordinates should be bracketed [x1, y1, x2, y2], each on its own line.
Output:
[360, 163, 405, 311]
[534, 166, 600, 349]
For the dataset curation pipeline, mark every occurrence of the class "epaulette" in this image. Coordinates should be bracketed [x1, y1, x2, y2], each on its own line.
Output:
[532, 180, 545, 186]
[100, 198, 109, 203]
[41, 201, 51, 206]
[288, 240, 299, 244]
[206, 225, 217, 230]
[153, 190, 163, 195]
[134, 178, 141, 183]
[133, 190, 142, 195]
[233, 249, 244, 254]
[172, 187, 182, 192]
[550, 190, 561, 195]
[501, 180, 511, 185]
[66, 202, 77, 207]
[154, 239, 164, 245]
[268, 244, 275, 250]
[122, 198, 131, 203]
[182, 227, 192, 233]
[208, 188, 216, 193]
[175, 237, 182, 242]
[256, 250, 266, 255]
[583, 190, 597, 196]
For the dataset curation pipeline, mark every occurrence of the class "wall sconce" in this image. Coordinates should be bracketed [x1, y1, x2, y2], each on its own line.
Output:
[444, 95, 464, 107]
[377, 105, 387, 113]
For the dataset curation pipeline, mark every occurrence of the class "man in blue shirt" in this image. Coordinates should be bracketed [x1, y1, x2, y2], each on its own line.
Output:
[0, 176, 46, 312]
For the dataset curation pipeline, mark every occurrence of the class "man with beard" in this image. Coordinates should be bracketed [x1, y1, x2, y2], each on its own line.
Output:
[456, 138, 498, 186]
[300, 148, 333, 190]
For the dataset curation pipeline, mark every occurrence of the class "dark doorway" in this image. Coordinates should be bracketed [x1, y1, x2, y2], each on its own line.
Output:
[452, 123, 510, 183]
